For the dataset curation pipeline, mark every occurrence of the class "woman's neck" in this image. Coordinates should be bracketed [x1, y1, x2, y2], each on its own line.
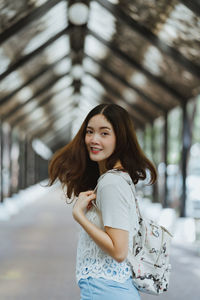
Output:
[98, 161, 107, 175]
[98, 160, 123, 175]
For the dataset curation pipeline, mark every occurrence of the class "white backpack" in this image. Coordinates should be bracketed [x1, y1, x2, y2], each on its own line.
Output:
[103, 170, 173, 295]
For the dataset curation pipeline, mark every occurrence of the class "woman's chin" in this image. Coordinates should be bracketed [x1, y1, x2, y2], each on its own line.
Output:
[89, 155, 101, 162]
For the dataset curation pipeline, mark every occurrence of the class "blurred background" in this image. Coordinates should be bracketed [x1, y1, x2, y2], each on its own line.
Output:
[0, 0, 200, 299]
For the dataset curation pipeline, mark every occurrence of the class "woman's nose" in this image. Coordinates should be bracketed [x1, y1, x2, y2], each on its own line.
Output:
[91, 133, 99, 144]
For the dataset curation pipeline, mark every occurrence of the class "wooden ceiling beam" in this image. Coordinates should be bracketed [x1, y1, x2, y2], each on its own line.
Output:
[2, 72, 70, 121]
[99, 93, 145, 129]
[11, 84, 72, 127]
[82, 81, 146, 128]
[0, 54, 69, 106]
[35, 117, 72, 140]
[88, 28, 187, 103]
[42, 125, 72, 148]
[86, 71, 154, 123]
[0, 0, 63, 45]
[85, 54, 168, 113]
[0, 26, 71, 82]
[26, 106, 73, 138]
[181, 0, 200, 16]
[96, 0, 200, 78]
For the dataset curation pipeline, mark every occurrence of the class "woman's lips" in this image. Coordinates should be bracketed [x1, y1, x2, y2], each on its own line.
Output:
[90, 147, 102, 154]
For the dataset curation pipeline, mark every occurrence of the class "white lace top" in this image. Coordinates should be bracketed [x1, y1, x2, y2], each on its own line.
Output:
[76, 170, 139, 283]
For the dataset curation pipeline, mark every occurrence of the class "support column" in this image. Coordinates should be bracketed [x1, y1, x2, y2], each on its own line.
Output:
[18, 138, 26, 190]
[25, 138, 31, 187]
[0, 120, 3, 203]
[34, 152, 40, 184]
[181, 102, 190, 217]
[7, 127, 12, 198]
[163, 112, 168, 208]
[26, 139, 36, 187]
[151, 122, 158, 203]
[143, 125, 148, 154]
[10, 130, 20, 195]
[38, 156, 48, 182]
[9, 129, 14, 197]
[18, 139, 22, 191]
[1, 123, 12, 199]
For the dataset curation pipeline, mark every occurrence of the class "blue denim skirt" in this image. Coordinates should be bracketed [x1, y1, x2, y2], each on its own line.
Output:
[78, 276, 140, 300]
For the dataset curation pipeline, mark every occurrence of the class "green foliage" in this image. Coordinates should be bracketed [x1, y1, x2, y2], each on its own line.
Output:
[137, 95, 200, 166]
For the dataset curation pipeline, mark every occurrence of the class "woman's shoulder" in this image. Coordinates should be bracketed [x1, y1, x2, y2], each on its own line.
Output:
[96, 171, 134, 208]
[97, 170, 132, 190]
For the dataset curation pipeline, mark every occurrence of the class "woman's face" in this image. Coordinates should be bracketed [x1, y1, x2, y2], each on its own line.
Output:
[85, 114, 116, 164]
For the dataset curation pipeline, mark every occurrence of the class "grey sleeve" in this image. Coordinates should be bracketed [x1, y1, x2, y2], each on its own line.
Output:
[98, 182, 131, 231]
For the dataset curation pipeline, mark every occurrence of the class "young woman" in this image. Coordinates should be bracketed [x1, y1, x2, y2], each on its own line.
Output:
[48, 103, 157, 300]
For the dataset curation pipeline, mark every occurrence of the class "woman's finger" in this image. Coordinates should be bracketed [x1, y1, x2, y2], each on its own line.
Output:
[85, 190, 94, 196]
[88, 193, 96, 200]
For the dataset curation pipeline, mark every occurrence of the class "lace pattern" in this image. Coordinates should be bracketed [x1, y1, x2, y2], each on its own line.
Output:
[76, 203, 138, 283]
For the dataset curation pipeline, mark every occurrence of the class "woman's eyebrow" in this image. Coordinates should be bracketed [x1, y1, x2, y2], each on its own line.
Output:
[87, 126, 111, 130]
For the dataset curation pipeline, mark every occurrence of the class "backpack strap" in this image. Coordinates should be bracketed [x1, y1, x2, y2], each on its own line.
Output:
[127, 181, 143, 219]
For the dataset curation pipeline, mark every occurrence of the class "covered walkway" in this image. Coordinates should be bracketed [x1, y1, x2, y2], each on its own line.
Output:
[0, 1, 200, 299]
[0, 184, 200, 300]
[0, 184, 79, 299]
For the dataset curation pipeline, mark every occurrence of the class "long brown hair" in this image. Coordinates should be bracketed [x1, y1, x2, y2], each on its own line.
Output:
[48, 103, 157, 199]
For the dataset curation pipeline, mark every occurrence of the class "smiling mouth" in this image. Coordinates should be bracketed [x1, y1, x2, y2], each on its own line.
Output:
[90, 147, 102, 154]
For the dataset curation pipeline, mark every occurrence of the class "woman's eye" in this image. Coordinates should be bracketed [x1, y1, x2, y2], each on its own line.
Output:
[101, 132, 108, 136]
[86, 130, 93, 134]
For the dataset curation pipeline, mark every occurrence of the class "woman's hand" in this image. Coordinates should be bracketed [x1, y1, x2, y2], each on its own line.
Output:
[72, 190, 96, 222]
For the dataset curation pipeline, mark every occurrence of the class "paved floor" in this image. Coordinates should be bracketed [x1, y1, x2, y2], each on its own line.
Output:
[0, 185, 200, 300]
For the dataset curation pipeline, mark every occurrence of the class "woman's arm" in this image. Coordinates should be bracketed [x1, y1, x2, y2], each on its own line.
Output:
[73, 191, 129, 263]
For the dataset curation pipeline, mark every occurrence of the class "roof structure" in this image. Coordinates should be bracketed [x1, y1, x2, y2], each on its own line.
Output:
[0, 0, 200, 151]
